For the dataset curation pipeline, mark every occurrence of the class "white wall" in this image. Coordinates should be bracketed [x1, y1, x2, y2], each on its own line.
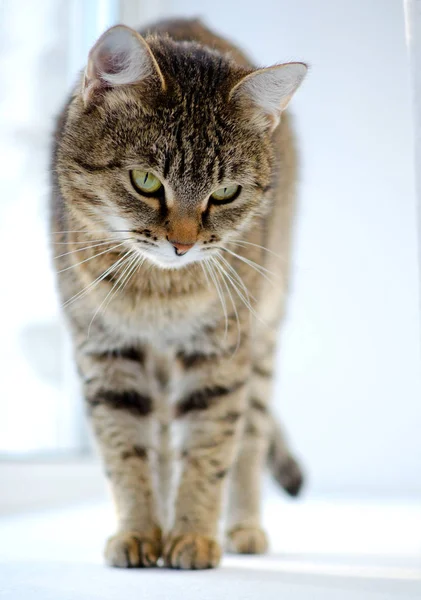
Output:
[0, 0, 120, 454]
[162, 0, 421, 495]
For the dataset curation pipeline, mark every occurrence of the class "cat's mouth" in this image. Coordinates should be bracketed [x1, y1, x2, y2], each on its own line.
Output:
[134, 242, 215, 270]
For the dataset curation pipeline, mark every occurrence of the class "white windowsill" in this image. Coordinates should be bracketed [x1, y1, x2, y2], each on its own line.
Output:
[0, 458, 106, 515]
[0, 494, 420, 599]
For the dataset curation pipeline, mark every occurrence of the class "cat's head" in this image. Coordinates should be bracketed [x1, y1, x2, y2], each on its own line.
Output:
[58, 25, 306, 269]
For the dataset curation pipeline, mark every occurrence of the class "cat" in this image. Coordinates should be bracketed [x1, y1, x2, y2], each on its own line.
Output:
[50, 18, 307, 569]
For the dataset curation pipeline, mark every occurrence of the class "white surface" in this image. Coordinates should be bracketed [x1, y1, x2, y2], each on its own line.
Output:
[0, 461, 106, 515]
[0, 493, 420, 599]
[405, 0, 421, 272]
[162, 0, 421, 495]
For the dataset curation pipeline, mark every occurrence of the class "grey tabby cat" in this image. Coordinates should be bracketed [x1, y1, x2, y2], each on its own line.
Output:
[51, 18, 307, 569]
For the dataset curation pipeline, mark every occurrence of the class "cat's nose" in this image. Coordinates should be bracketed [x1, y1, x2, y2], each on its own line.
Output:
[169, 240, 195, 256]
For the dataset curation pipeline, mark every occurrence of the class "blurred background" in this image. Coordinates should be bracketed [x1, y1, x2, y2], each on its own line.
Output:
[1, 1, 421, 596]
[0, 0, 420, 532]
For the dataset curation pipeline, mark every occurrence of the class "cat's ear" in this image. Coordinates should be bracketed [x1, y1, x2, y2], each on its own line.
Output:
[82, 25, 166, 106]
[230, 63, 307, 132]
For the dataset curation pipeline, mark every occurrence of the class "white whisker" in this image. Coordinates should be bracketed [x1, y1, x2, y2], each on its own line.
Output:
[54, 238, 131, 259]
[99, 253, 141, 317]
[52, 237, 126, 246]
[62, 250, 133, 309]
[116, 254, 143, 302]
[200, 261, 212, 289]
[87, 251, 139, 337]
[216, 253, 257, 304]
[227, 239, 286, 261]
[206, 258, 229, 339]
[210, 256, 241, 354]
[213, 254, 268, 328]
[57, 242, 126, 274]
[219, 246, 278, 287]
[50, 230, 134, 235]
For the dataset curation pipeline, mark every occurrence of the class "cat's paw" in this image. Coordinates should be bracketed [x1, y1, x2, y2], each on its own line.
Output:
[105, 529, 162, 568]
[226, 526, 268, 554]
[163, 533, 222, 569]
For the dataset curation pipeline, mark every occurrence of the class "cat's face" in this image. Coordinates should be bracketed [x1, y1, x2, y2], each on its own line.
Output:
[58, 26, 306, 270]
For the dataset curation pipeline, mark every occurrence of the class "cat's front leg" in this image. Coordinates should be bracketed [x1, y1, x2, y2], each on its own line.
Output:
[80, 348, 162, 568]
[163, 348, 250, 569]
[225, 338, 276, 555]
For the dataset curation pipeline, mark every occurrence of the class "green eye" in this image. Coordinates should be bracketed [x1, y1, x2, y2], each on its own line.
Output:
[131, 170, 162, 194]
[211, 184, 240, 202]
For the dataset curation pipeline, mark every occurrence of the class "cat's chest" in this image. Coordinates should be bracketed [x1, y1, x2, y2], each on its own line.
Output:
[98, 288, 218, 348]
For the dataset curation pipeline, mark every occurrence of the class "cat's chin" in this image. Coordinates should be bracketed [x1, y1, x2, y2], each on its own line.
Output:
[141, 252, 201, 271]
[136, 245, 216, 271]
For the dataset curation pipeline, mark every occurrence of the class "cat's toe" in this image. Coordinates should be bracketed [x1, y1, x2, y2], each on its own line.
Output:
[163, 533, 221, 569]
[226, 526, 268, 554]
[105, 529, 162, 568]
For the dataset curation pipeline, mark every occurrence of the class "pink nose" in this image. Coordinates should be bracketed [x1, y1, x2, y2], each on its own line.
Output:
[169, 240, 194, 256]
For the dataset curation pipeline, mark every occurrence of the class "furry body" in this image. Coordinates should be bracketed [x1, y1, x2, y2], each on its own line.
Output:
[51, 18, 305, 569]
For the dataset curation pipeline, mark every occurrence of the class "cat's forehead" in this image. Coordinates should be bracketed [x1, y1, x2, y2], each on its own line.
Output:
[149, 37, 237, 94]
[155, 105, 253, 198]
[89, 40, 263, 193]
[114, 86, 252, 193]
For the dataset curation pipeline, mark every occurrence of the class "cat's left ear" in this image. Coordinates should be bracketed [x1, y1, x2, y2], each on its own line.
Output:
[82, 25, 166, 106]
[230, 63, 307, 132]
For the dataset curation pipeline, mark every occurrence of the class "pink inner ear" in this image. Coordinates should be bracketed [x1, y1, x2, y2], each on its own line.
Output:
[95, 48, 127, 78]
[83, 26, 166, 103]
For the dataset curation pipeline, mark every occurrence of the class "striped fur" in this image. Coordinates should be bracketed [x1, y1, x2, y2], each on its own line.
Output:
[50, 18, 306, 570]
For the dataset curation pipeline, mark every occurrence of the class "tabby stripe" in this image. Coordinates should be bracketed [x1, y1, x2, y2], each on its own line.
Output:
[214, 130, 225, 182]
[101, 271, 119, 283]
[255, 182, 273, 194]
[250, 398, 267, 413]
[91, 347, 145, 363]
[177, 343, 241, 369]
[245, 423, 259, 436]
[121, 445, 148, 460]
[88, 389, 152, 416]
[137, 239, 158, 247]
[155, 364, 169, 389]
[177, 350, 214, 369]
[163, 153, 171, 179]
[73, 157, 122, 172]
[214, 469, 228, 479]
[218, 410, 242, 423]
[176, 381, 245, 417]
[217, 159, 225, 184]
[253, 365, 272, 378]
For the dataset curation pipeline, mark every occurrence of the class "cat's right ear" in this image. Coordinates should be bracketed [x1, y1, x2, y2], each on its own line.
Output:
[82, 25, 166, 106]
[230, 63, 307, 132]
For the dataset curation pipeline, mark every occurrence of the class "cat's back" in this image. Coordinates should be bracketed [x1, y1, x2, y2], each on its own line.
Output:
[139, 18, 252, 68]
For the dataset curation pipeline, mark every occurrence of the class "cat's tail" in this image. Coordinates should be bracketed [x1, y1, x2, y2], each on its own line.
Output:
[267, 415, 304, 497]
